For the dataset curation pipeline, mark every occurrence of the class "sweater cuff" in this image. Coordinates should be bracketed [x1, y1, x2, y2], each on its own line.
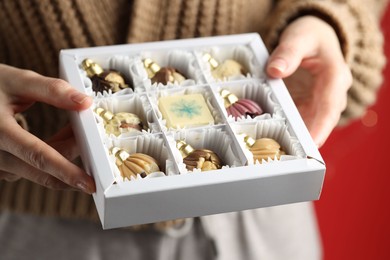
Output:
[264, 1, 386, 124]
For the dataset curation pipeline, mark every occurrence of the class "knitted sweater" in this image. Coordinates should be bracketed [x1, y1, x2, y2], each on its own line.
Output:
[0, 0, 388, 222]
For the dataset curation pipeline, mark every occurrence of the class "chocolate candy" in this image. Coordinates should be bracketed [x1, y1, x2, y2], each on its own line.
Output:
[151, 67, 186, 85]
[242, 135, 286, 163]
[81, 58, 129, 93]
[143, 58, 186, 84]
[176, 140, 223, 171]
[203, 53, 246, 80]
[220, 89, 263, 119]
[158, 94, 214, 128]
[112, 147, 160, 180]
[94, 108, 143, 136]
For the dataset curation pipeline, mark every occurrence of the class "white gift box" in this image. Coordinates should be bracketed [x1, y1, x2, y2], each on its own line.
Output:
[59, 33, 325, 229]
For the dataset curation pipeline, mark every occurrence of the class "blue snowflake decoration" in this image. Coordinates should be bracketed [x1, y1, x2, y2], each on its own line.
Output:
[170, 99, 202, 118]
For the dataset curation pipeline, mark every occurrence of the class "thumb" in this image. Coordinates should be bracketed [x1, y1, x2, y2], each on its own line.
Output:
[4, 65, 92, 111]
[266, 24, 319, 79]
[266, 43, 306, 79]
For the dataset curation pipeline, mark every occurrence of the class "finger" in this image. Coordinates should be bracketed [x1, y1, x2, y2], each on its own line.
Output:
[47, 124, 75, 143]
[303, 66, 351, 147]
[2, 65, 92, 111]
[0, 158, 75, 191]
[0, 170, 21, 182]
[306, 104, 340, 148]
[50, 134, 81, 162]
[266, 34, 317, 79]
[0, 120, 95, 194]
[47, 125, 81, 162]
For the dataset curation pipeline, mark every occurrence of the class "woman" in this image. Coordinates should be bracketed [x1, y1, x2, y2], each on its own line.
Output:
[0, 1, 388, 259]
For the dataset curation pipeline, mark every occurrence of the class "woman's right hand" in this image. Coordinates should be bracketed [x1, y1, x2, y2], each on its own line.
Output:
[0, 64, 96, 194]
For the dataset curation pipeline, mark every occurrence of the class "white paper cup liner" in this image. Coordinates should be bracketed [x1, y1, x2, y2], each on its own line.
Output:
[212, 80, 283, 122]
[168, 126, 243, 174]
[230, 120, 306, 165]
[130, 50, 205, 91]
[92, 94, 159, 138]
[107, 134, 177, 182]
[78, 59, 135, 97]
[196, 45, 261, 82]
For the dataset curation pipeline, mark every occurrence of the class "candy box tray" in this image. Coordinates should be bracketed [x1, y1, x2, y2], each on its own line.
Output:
[59, 33, 325, 229]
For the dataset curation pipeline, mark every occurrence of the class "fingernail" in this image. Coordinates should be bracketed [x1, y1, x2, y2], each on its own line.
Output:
[76, 181, 93, 194]
[269, 58, 287, 74]
[71, 93, 89, 104]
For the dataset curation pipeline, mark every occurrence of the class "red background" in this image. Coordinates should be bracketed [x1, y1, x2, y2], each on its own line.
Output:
[314, 5, 390, 260]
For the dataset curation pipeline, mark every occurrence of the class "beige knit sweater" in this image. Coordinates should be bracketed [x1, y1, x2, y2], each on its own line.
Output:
[0, 0, 387, 222]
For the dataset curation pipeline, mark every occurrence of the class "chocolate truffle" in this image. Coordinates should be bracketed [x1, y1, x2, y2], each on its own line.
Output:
[158, 94, 214, 128]
[243, 136, 286, 163]
[220, 89, 263, 119]
[203, 53, 247, 80]
[143, 58, 186, 84]
[112, 147, 160, 180]
[94, 108, 143, 136]
[176, 140, 223, 171]
[81, 58, 130, 93]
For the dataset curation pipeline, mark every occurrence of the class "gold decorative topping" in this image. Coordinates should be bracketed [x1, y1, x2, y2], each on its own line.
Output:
[143, 58, 161, 78]
[220, 89, 239, 108]
[239, 133, 256, 149]
[81, 58, 104, 77]
[94, 107, 114, 122]
[176, 140, 195, 158]
[202, 53, 219, 69]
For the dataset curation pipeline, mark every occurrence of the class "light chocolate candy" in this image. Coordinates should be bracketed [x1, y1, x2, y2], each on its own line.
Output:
[220, 89, 263, 119]
[143, 58, 186, 84]
[112, 147, 160, 180]
[243, 136, 286, 163]
[94, 108, 143, 136]
[158, 94, 214, 128]
[203, 53, 246, 80]
[176, 140, 223, 171]
[81, 58, 130, 93]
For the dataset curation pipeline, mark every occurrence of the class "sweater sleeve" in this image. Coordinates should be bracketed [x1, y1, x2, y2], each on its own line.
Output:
[263, 0, 388, 125]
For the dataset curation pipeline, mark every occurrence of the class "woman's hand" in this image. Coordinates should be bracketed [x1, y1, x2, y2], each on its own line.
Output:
[0, 64, 95, 194]
[267, 16, 352, 147]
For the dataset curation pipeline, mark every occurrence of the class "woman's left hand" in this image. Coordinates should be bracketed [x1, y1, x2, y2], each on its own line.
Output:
[267, 16, 352, 147]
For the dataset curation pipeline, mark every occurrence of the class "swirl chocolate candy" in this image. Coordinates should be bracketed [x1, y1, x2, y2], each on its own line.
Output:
[143, 58, 186, 85]
[111, 147, 160, 180]
[203, 53, 247, 80]
[220, 89, 263, 119]
[81, 58, 130, 93]
[176, 140, 223, 171]
[94, 108, 143, 136]
[242, 135, 286, 163]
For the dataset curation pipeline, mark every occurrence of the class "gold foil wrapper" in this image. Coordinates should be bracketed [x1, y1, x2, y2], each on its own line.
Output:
[220, 89, 239, 108]
[81, 58, 104, 77]
[143, 58, 161, 78]
[202, 53, 219, 69]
